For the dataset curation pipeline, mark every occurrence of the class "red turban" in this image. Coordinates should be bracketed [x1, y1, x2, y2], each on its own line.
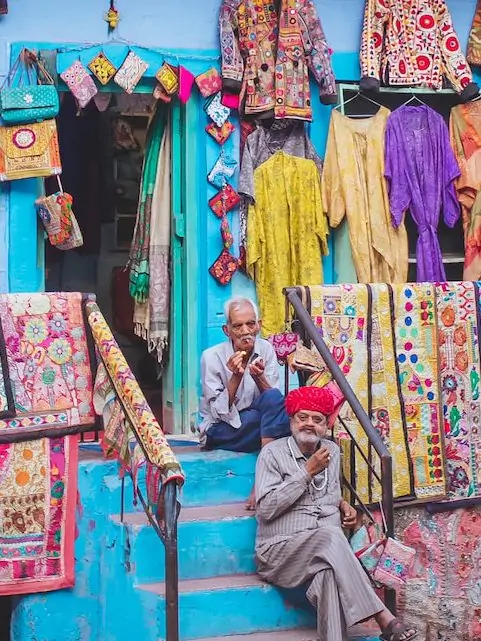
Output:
[285, 386, 336, 417]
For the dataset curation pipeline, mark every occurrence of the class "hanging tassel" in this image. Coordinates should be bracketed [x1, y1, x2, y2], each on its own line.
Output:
[104, 0, 120, 33]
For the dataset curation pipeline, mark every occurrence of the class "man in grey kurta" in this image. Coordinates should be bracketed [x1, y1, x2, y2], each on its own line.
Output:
[255, 385, 418, 641]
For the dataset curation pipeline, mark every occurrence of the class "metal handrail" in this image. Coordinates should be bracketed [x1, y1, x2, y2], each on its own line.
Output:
[284, 287, 396, 613]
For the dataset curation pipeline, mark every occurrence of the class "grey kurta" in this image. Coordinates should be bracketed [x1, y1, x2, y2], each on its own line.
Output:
[255, 437, 384, 641]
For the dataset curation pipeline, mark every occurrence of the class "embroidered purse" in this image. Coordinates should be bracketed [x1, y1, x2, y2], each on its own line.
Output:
[0, 49, 59, 125]
[195, 67, 222, 97]
[207, 151, 237, 189]
[267, 332, 299, 364]
[60, 61, 98, 109]
[205, 121, 235, 145]
[114, 51, 148, 94]
[178, 66, 195, 104]
[220, 215, 234, 249]
[156, 62, 179, 95]
[204, 92, 230, 127]
[372, 537, 416, 590]
[35, 177, 83, 249]
[209, 247, 240, 285]
[0, 119, 61, 182]
[88, 51, 117, 85]
[208, 185, 240, 217]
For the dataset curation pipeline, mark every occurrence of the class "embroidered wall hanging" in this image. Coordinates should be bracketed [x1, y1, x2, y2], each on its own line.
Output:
[114, 51, 148, 94]
[60, 61, 98, 109]
[88, 52, 117, 85]
[156, 62, 179, 95]
[436, 281, 481, 499]
[393, 283, 447, 501]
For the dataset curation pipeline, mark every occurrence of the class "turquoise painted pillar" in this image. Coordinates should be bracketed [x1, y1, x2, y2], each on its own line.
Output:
[8, 179, 44, 293]
[0, 184, 8, 293]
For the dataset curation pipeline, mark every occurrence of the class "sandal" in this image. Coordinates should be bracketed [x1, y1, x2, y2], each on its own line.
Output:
[380, 618, 418, 641]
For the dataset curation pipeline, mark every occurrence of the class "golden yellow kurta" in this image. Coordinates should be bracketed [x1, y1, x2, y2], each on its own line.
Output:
[247, 152, 329, 336]
[321, 108, 408, 283]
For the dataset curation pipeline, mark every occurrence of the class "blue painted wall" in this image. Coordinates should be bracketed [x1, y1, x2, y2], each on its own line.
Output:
[0, 0, 479, 347]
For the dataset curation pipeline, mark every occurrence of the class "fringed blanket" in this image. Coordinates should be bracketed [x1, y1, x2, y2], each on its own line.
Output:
[393, 284, 447, 501]
[0, 293, 95, 595]
[436, 282, 481, 499]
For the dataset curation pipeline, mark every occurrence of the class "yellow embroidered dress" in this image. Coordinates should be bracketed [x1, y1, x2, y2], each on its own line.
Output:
[247, 152, 329, 336]
[321, 108, 408, 283]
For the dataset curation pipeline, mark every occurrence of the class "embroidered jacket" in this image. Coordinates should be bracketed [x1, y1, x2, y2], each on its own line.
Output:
[360, 0, 478, 101]
[219, 0, 337, 121]
[467, 0, 481, 66]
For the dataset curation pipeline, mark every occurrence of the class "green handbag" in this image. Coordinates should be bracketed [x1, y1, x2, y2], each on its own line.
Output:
[0, 48, 59, 125]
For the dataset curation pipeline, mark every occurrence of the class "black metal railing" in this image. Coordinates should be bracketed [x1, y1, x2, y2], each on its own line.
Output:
[284, 287, 396, 613]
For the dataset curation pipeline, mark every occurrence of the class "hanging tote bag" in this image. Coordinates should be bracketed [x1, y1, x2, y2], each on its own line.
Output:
[0, 48, 59, 125]
[35, 176, 84, 249]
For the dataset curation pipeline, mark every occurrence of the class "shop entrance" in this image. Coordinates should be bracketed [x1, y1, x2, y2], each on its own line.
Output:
[43, 91, 196, 434]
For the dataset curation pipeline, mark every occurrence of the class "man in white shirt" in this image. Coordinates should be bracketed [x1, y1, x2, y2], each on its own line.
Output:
[199, 297, 290, 505]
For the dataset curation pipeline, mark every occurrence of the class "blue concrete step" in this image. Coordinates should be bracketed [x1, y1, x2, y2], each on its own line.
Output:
[138, 573, 316, 640]
[191, 629, 380, 641]
[114, 502, 256, 583]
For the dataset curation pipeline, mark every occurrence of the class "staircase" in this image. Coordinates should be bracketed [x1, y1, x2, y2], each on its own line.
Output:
[10, 443, 381, 641]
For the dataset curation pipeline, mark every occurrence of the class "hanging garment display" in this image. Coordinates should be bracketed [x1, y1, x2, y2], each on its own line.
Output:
[246, 152, 328, 336]
[436, 281, 481, 500]
[385, 105, 460, 282]
[239, 119, 323, 263]
[219, 0, 337, 120]
[132, 116, 172, 365]
[393, 283, 447, 501]
[321, 108, 407, 284]
[0, 49, 59, 125]
[449, 101, 481, 281]
[467, 1, 481, 66]
[0, 119, 61, 182]
[360, 0, 479, 101]
[129, 106, 167, 304]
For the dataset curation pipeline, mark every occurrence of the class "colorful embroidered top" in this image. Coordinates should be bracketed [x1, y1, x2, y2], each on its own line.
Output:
[467, 0, 481, 66]
[449, 101, 481, 280]
[385, 105, 460, 282]
[360, 0, 478, 101]
[219, 0, 337, 121]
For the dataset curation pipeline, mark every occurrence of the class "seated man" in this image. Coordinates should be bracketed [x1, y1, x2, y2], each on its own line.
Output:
[199, 297, 290, 503]
[255, 386, 418, 641]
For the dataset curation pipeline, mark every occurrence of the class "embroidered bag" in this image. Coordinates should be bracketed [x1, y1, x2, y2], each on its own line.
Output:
[114, 51, 149, 94]
[208, 184, 240, 217]
[35, 176, 83, 249]
[205, 121, 235, 145]
[178, 66, 195, 104]
[207, 150, 237, 189]
[0, 119, 61, 182]
[221, 92, 240, 110]
[209, 247, 240, 285]
[156, 62, 179, 95]
[88, 51, 117, 85]
[195, 67, 222, 97]
[0, 49, 59, 125]
[372, 537, 416, 590]
[204, 92, 230, 127]
[60, 61, 98, 109]
[267, 332, 299, 364]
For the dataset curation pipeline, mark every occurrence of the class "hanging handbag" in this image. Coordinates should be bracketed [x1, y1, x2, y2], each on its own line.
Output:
[35, 176, 83, 249]
[208, 184, 240, 217]
[0, 49, 59, 125]
[0, 119, 61, 182]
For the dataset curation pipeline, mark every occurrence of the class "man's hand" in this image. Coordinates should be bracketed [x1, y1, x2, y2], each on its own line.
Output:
[339, 501, 357, 529]
[249, 358, 265, 379]
[227, 351, 247, 377]
[305, 446, 331, 477]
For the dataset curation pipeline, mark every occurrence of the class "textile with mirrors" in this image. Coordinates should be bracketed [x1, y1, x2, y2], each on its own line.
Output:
[436, 281, 481, 499]
[393, 283, 447, 500]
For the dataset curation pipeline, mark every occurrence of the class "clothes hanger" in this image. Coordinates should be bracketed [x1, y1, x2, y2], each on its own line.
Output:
[401, 91, 426, 107]
[333, 90, 383, 118]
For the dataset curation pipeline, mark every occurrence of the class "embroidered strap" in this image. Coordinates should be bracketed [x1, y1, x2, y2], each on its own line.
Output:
[0, 314, 15, 418]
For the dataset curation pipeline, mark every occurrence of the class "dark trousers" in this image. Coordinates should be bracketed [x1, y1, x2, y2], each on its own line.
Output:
[204, 388, 291, 453]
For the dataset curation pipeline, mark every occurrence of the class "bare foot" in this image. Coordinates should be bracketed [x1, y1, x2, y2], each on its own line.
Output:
[245, 487, 256, 511]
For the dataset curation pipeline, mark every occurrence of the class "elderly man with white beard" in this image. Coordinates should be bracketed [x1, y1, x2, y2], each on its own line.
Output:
[255, 385, 418, 641]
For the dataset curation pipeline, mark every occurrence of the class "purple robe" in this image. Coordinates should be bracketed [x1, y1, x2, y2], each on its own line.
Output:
[384, 105, 461, 282]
